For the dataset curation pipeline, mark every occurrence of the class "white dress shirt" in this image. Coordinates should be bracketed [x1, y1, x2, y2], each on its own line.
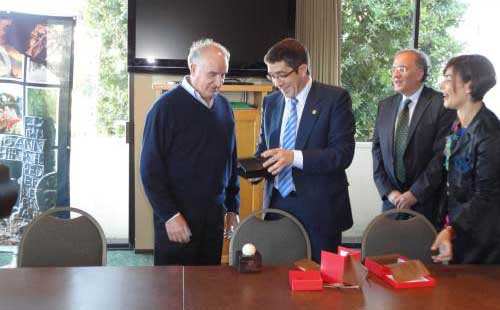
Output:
[395, 84, 424, 128]
[180, 75, 214, 108]
[274, 77, 313, 190]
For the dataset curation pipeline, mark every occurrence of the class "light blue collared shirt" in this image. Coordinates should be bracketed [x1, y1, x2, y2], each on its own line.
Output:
[180, 76, 214, 108]
[274, 77, 313, 191]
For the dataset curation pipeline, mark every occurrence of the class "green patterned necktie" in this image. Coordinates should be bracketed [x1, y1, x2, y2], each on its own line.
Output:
[394, 98, 412, 184]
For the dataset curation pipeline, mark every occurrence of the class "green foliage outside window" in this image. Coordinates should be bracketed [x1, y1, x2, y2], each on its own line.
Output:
[81, 0, 465, 141]
[26, 88, 58, 120]
[84, 0, 128, 137]
[341, 0, 465, 141]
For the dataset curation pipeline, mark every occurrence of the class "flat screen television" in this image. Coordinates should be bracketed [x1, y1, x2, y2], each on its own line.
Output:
[128, 0, 295, 77]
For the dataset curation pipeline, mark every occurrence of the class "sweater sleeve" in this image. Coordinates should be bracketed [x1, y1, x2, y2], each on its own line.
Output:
[223, 104, 240, 214]
[140, 99, 179, 222]
[224, 131, 240, 214]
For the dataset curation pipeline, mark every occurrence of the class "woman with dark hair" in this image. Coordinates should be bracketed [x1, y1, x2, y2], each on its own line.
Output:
[432, 54, 500, 264]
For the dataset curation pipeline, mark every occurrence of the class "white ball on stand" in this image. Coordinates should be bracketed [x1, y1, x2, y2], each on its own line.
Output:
[242, 243, 256, 256]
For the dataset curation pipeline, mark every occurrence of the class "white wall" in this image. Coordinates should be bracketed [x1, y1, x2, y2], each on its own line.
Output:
[343, 142, 380, 243]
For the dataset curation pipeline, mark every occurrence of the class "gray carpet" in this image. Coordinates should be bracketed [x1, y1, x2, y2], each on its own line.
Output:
[107, 250, 153, 266]
[0, 247, 153, 268]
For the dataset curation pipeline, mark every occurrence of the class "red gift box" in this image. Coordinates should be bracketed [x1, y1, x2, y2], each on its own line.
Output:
[338, 246, 361, 260]
[364, 254, 436, 289]
[288, 270, 323, 291]
[320, 246, 361, 284]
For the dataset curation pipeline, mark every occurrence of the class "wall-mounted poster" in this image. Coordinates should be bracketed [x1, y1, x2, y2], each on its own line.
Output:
[26, 22, 73, 84]
[0, 11, 74, 245]
[0, 83, 23, 135]
[0, 18, 24, 80]
[26, 86, 58, 145]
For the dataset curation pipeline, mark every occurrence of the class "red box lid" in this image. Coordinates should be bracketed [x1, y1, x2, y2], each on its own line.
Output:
[338, 246, 361, 260]
[289, 270, 323, 291]
[320, 247, 361, 284]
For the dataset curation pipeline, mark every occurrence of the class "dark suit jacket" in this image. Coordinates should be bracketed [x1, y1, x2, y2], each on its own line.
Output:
[446, 106, 500, 264]
[372, 86, 455, 224]
[256, 81, 355, 235]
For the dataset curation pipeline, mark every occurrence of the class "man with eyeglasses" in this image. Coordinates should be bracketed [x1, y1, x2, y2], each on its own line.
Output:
[141, 39, 240, 265]
[254, 38, 355, 262]
[372, 49, 454, 226]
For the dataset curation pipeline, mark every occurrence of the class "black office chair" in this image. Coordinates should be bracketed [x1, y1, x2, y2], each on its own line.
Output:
[229, 209, 311, 266]
[361, 209, 437, 264]
[17, 207, 107, 267]
[0, 164, 18, 219]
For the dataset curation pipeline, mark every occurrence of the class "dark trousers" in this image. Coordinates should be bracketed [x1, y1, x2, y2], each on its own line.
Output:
[269, 188, 341, 263]
[153, 204, 224, 266]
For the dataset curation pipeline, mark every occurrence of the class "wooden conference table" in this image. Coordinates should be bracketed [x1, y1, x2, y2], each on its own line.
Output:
[1, 264, 500, 310]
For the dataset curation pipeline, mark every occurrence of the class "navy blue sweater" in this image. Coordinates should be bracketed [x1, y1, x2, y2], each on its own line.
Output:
[140, 86, 240, 222]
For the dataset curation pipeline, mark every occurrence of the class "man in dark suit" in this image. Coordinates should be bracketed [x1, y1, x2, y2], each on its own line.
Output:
[255, 38, 355, 262]
[372, 49, 455, 225]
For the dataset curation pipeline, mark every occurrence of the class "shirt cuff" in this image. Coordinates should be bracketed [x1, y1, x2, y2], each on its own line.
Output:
[292, 150, 303, 169]
[166, 212, 180, 223]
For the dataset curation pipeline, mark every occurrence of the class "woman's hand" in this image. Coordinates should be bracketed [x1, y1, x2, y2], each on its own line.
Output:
[431, 226, 454, 263]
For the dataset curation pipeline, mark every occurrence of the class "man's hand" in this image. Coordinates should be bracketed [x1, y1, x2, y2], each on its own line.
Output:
[261, 148, 294, 175]
[387, 190, 402, 206]
[431, 226, 454, 263]
[165, 214, 191, 243]
[395, 191, 417, 209]
[224, 212, 239, 239]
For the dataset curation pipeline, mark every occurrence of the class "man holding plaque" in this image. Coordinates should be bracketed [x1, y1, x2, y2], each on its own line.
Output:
[255, 38, 355, 262]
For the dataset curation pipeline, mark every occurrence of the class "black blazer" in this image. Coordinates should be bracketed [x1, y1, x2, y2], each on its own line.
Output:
[372, 86, 455, 223]
[256, 81, 355, 234]
[446, 106, 500, 264]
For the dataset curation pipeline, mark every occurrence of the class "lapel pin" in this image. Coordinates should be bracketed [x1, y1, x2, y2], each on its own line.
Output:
[312, 109, 318, 115]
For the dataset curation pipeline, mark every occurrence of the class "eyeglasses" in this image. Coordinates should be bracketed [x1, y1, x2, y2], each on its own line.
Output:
[266, 67, 299, 81]
[389, 66, 409, 75]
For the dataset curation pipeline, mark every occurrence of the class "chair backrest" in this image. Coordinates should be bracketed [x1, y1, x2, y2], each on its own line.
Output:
[361, 209, 437, 264]
[229, 209, 311, 266]
[18, 207, 107, 267]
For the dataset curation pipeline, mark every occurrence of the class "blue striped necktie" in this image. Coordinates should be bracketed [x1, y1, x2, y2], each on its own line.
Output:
[277, 97, 298, 197]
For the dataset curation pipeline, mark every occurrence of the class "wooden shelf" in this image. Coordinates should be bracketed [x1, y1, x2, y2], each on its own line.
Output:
[152, 83, 273, 93]
[153, 83, 273, 110]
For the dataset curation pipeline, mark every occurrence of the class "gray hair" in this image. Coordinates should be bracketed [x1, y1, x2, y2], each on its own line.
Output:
[187, 38, 230, 67]
[395, 49, 431, 82]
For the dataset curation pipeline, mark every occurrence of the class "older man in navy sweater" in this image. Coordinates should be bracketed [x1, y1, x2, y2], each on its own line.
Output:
[140, 39, 240, 265]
